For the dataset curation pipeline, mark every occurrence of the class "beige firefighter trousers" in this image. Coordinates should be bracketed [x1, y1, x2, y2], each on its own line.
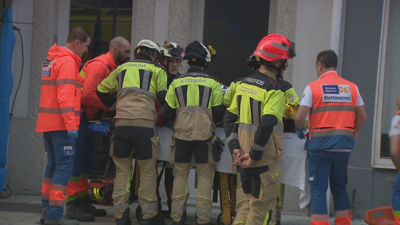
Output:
[233, 162, 281, 225]
[111, 119, 159, 219]
[169, 137, 215, 224]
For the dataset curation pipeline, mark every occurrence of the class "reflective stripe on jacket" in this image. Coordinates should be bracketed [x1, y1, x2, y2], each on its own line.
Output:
[226, 69, 285, 167]
[166, 68, 223, 141]
[36, 44, 83, 132]
[305, 72, 357, 151]
[97, 59, 167, 122]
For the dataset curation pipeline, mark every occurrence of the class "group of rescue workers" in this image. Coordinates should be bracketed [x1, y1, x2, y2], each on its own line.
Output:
[35, 26, 368, 225]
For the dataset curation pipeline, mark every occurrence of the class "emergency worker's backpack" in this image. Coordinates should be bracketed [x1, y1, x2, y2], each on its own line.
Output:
[88, 178, 114, 205]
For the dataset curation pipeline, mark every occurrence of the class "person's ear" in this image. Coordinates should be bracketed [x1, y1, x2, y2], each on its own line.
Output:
[316, 62, 321, 71]
[274, 59, 283, 68]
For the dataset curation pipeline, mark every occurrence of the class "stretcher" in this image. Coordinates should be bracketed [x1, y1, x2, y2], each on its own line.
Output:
[88, 122, 236, 225]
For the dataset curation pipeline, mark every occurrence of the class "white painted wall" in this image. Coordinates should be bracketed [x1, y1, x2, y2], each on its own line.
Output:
[291, 0, 334, 98]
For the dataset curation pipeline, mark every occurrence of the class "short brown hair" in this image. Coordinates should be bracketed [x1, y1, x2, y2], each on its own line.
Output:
[67, 27, 90, 43]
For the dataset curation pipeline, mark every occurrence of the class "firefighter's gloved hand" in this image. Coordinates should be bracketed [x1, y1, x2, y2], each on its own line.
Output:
[67, 130, 78, 139]
[211, 135, 225, 162]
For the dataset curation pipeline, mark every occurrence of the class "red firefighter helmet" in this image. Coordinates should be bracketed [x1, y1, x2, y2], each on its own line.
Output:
[253, 34, 296, 62]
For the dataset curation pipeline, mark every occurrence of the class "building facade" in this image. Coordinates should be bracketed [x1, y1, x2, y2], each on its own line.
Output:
[3, 0, 399, 219]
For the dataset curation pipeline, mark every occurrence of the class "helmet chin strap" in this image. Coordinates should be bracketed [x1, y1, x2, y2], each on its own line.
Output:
[266, 64, 281, 78]
[267, 60, 287, 79]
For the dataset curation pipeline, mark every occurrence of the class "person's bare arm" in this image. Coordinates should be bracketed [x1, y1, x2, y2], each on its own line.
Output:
[295, 105, 311, 130]
[391, 135, 400, 170]
[354, 105, 367, 131]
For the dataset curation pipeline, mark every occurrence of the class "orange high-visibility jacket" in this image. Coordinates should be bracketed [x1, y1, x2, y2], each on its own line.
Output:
[81, 52, 116, 120]
[305, 71, 358, 151]
[36, 44, 83, 132]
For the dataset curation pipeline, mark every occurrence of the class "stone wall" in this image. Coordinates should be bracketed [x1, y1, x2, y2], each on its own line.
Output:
[7, 0, 60, 195]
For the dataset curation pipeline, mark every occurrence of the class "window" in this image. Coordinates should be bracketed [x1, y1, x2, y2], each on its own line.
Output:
[202, 0, 270, 85]
[70, 0, 133, 66]
[372, 0, 400, 168]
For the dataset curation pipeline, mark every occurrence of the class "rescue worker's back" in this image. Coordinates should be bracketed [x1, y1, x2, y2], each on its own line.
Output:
[226, 72, 285, 167]
[224, 34, 296, 225]
[97, 59, 167, 121]
[97, 39, 167, 225]
[164, 40, 224, 225]
[166, 69, 223, 141]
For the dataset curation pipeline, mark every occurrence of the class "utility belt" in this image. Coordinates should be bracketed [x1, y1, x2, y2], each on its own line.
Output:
[237, 165, 269, 176]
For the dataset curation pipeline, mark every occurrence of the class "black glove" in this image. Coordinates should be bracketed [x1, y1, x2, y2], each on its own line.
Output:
[107, 119, 115, 138]
[211, 134, 225, 162]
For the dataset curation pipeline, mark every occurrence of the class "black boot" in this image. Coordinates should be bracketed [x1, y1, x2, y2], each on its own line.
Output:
[39, 206, 48, 224]
[65, 201, 95, 222]
[181, 211, 187, 223]
[139, 214, 165, 225]
[79, 195, 107, 217]
[116, 208, 131, 225]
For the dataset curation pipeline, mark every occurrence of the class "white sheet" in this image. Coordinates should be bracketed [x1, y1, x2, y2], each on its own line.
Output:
[280, 133, 310, 209]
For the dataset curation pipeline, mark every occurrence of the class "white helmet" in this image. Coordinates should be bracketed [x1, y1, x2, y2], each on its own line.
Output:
[161, 41, 185, 59]
[133, 39, 161, 58]
[200, 42, 215, 63]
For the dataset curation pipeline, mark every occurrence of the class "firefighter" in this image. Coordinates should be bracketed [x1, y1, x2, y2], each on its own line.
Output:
[64, 36, 131, 222]
[245, 53, 300, 225]
[37, 27, 91, 225]
[295, 50, 367, 225]
[390, 96, 400, 225]
[164, 40, 225, 225]
[96, 39, 167, 225]
[224, 34, 295, 225]
[160, 41, 185, 86]
[159, 41, 185, 218]
[223, 77, 244, 108]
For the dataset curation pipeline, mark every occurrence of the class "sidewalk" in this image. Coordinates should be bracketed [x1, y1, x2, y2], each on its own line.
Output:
[0, 195, 367, 225]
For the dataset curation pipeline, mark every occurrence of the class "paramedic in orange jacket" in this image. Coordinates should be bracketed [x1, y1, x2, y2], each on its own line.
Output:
[390, 96, 400, 225]
[295, 50, 367, 225]
[36, 27, 91, 225]
[65, 37, 131, 222]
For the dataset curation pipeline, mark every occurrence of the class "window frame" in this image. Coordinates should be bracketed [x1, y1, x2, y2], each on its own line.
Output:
[371, 0, 395, 169]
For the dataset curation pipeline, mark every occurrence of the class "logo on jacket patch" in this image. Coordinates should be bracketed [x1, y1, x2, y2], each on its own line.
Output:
[42, 68, 51, 77]
[289, 94, 294, 102]
[64, 146, 73, 155]
[322, 85, 351, 103]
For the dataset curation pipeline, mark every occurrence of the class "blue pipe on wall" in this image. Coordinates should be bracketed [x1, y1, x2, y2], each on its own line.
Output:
[0, 8, 15, 191]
